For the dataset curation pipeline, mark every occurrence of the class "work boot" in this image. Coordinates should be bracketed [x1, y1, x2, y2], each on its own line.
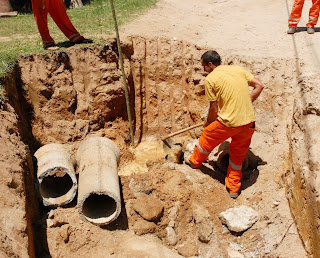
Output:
[229, 192, 239, 199]
[287, 27, 296, 34]
[184, 152, 202, 169]
[307, 27, 315, 34]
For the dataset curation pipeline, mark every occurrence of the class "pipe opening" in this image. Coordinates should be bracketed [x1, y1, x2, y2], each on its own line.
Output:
[82, 194, 117, 219]
[40, 169, 73, 198]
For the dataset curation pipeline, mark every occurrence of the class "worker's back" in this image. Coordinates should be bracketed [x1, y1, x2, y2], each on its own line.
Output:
[204, 65, 255, 127]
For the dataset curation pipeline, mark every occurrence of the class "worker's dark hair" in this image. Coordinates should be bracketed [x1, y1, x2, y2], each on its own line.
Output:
[201, 50, 221, 66]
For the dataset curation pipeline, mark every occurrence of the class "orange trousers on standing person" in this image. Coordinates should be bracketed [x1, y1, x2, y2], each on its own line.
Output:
[189, 120, 255, 194]
[31, 0, 85, 48]
[288, 0, 320, 28]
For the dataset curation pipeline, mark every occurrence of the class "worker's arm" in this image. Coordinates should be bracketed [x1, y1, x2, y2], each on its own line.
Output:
[250, 78, 264, 102]
[204, 101, 218, 127]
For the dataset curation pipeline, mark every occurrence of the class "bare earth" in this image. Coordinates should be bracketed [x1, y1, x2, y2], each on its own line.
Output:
[1, 0, 320, 257]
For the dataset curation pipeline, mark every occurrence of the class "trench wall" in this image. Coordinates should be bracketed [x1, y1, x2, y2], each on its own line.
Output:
[285, 74, 320, 257]
[0, 69, 39, 257]
[1, 36, 319, 256]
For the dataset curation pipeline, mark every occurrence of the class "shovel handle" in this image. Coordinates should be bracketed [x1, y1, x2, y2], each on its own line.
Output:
[161, 123, 203, 141]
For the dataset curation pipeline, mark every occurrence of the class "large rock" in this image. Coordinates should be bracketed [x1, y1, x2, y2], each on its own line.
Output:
[177, 240, 199, 257]
[133, 220, 156, 236]
[118, 234, 183, 258]
[219, 205, 259, 233]
[132, 193, 164, 221]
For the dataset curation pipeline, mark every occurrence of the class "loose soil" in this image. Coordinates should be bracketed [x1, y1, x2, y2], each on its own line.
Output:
[1, 0, 320, 257]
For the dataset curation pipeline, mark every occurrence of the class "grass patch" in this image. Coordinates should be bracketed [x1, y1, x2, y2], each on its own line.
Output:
[0, 0, 158, 79]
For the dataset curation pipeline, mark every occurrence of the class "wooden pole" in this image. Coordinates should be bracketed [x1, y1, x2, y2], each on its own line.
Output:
[110, 0, 134, 146]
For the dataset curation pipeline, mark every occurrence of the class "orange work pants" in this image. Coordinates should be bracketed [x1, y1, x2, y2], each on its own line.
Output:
[288, 0, 320, 28]
[31, 0, 84, 47]
[189, 120, 255, 194]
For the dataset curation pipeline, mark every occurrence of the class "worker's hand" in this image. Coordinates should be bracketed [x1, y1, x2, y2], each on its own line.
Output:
[203, 120, 211, 127]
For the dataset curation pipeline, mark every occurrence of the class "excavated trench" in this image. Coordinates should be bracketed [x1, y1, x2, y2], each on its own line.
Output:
[2, 36, 319, 257]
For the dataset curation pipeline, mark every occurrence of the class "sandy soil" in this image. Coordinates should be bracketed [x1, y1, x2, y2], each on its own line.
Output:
[1, 0, 320, 257]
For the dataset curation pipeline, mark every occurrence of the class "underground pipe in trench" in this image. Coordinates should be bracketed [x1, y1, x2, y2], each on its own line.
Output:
[34, 144, 77, 207]
[76, 137, 121, 226]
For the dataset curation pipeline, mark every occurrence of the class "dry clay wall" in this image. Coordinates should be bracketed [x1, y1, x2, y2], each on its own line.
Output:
[286, 73, 320, 257]
[1, 36, 319, 256]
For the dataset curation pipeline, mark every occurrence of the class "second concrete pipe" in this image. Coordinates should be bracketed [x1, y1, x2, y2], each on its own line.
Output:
[76, 137, 121, 226]
[34, 143, 77, 206]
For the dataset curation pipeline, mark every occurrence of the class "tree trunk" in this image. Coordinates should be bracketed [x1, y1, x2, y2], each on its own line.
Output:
[68, 0, 83, 8]
[0, 0, 14, 13]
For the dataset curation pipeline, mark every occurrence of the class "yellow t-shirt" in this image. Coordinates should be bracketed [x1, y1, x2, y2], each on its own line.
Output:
[205, 65, 255, 127]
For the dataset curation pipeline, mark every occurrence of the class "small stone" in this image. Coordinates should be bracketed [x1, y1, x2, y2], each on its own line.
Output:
[185, 139, 198, 153]
[227, 248, 245, 258]
[229, 242, 243, 251]
[165, 145, 182, 163]
[219, 205, 259, 233]
[168, 220, 175, 228]
[48, 210, 55, 219]
[46, 219, 54, 228]
[222, 225, 229, 235]
[133, 220, 156, 236]
[273, 201, 280, 207]
[193, 205, 213, 243]
[129, 178, 153, 195]
[168, 202, 180, 222]
[185, 212, 193, 223]
[59, 224, 70, 243]
[166, 227, 178, 246]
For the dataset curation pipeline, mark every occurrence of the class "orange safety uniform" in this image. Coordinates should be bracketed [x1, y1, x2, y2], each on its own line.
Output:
[288, 0, 320, 28]
[189, 65, 256, 194]
[31, 0, 85, 48]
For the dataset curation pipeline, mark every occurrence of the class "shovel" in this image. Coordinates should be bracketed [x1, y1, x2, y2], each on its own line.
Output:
[161, 123, 203, 148]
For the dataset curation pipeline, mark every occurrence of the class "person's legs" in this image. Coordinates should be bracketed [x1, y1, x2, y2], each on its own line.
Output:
[189, 120, 233, 167]
[48, 0, 85, 43]
[225, 122, 255, 196]
[288, 0, 305, 29]
[31, 0, 56, 48]
[306, 0, 320, 28]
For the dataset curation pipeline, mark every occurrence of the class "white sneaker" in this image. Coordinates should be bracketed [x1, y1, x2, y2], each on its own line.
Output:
[307, 27, 315, 34]
[287, 27, 296, 34]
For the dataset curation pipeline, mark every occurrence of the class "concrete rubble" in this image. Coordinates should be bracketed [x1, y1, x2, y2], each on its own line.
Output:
[219, 205, 259, 233]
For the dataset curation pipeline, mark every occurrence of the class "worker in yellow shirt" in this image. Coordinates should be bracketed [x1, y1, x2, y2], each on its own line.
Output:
[186, 50, 264, 198]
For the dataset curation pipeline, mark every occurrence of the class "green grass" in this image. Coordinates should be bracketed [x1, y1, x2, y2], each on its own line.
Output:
[0, 0, 158, 81]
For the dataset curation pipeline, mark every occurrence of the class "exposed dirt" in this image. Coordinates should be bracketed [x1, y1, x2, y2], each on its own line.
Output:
[1, 0, 320, 257]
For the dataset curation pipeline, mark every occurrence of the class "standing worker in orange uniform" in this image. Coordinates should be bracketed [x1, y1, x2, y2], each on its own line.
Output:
[287, 0, 320, 34]
[186, 50, 264, 199]
[31, 0, 93, 50]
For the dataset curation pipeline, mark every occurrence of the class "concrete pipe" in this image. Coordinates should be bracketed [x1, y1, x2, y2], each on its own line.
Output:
[76, 137, 121, 226]
[34, 144, 77, 207]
